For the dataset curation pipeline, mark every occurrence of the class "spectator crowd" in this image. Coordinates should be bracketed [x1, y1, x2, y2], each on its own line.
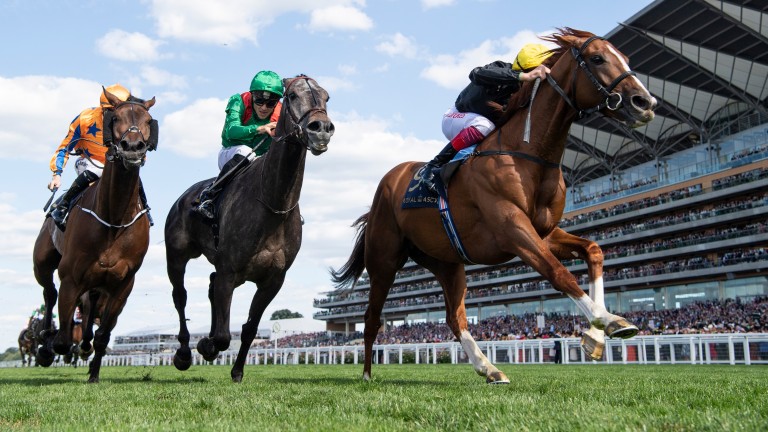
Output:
[265, 297, 767, 348]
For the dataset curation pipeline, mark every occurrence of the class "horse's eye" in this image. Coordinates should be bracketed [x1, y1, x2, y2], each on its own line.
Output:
[590, 55, 605, 65]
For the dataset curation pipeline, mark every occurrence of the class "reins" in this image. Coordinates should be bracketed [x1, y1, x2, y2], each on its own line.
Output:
[75, 99, 153, 228]
[273, 76, 327, 147]
[257, 76, 324, 215]
[475, 35, 639, 169]
[545, 36, 636, 119]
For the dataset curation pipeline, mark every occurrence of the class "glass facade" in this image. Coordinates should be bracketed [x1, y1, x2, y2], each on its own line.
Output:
[668, 282, 719, 309]
[509, 301, 540, 315]
[542, 297, 578, 314]
[620, 288, 663, 312]
[724, 277, 768, 301]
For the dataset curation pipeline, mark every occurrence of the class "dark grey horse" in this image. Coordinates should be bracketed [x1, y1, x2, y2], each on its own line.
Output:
[165, 75, 334, 382]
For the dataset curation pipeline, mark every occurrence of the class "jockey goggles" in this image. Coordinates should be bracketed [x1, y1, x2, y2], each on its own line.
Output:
[253, 97, 279, 108]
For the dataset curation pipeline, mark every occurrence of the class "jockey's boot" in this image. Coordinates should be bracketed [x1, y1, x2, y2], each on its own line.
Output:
[420, 126, 485, 192]
[138, 181, 153, 226]
[49, 170, 98, 231]
[420, 142, 458, 192]
[193, 154, 247, 220]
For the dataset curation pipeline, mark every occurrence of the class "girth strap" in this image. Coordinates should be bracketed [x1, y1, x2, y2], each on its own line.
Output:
[474, 150, 561, 169]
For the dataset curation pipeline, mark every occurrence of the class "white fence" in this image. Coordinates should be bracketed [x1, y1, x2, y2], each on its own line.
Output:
[4, 333, 767, 368]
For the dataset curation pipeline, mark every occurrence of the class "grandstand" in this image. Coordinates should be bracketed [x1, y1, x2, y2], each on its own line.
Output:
[313, 0, 768, 334]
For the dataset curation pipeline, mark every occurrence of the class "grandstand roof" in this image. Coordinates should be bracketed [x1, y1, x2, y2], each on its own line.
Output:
[566, 0, 768, 184]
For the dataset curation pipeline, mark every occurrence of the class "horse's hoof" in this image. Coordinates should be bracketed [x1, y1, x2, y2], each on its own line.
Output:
[197, 338, 219, 362]
[486, 371, 510, 384]
[36, 347, 55, 367]
[173, 348, 192, 371]
[363, 372, 371, 382]
[231, 370, 243, 383]
[606, 318, 639, 339]
[80, 344, 94, 361]
[87, 376, 100, 384]
[581, 328, 605, 360]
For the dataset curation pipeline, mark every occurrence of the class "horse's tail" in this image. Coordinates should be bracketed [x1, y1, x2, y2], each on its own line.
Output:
[330, 212, 369, 290]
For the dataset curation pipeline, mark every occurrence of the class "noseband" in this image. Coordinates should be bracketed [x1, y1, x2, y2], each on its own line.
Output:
[273, 76, 327, 148]
[546, 36, 637, 119]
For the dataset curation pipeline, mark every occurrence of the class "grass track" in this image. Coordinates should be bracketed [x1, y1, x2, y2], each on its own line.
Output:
[0, 364, 765, 431]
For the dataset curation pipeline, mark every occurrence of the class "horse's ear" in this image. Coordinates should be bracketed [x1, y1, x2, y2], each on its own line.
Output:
[102, 86, 121, 107]
[144, 97, 156, 110]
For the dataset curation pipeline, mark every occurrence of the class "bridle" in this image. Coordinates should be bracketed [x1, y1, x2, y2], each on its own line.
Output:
[77, 99, 153, 229]
[546, 36, 637, 119]
[104, 100, 153, 164]
[256, 75, 327, 215]
[272, 75, 327, 149]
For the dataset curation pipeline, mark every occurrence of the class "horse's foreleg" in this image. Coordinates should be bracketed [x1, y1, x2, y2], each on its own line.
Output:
[88, 327, 108, 383]
[53, 284, 80, 356]
[79, 291, 99, 361]
[546, 228, 606, 358]
[546, 228, 637, 358]
[433, 262, 509, 384]
[231, 274, 285, 383]
[195, 272, 224, 361]
[88, 279, 133, 383]
[199, 271, 235, 360]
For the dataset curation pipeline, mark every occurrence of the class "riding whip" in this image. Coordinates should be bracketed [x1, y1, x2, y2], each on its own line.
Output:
[523, 77, 542, 144]
[43, 187, 58, 212]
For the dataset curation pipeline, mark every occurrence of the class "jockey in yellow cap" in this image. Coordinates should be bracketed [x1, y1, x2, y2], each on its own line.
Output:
[47, 84, 154, 229]
[421, 44, 553, 191]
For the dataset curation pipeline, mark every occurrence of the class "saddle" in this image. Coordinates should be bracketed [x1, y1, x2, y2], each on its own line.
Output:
[402, 145, 476, 209]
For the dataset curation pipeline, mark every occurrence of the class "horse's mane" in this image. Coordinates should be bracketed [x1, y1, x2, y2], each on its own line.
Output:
[127, 95, 147, 104]
[492, 27, 596, 126]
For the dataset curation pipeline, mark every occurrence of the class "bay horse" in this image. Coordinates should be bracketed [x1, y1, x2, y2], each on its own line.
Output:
[32, 89, 156, 382]
[165, 75, 334, 382]
[18, 328, 34, 366]
[17, 318, 45, 366]
[332, 28, 657, 383]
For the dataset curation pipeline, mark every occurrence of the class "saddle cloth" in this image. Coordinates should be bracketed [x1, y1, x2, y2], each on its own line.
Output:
[401, 145, 476, 209]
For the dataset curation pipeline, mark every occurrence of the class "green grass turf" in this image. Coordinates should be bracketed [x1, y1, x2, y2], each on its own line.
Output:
[0, 364, 765, 431]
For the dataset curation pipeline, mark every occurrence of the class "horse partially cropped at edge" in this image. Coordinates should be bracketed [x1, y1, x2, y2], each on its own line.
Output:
[165, 75, 334, 382]
[32, 89, 156, 382]
[332, 28, 657, 383]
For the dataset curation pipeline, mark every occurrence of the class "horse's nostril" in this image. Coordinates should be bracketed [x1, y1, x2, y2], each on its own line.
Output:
[631, 95, 650, 111]
[307, 121, 321, 132]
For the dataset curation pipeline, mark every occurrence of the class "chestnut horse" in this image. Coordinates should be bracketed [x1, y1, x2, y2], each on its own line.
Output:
[332, 28, 657, 383]
[165, 76, 334, 382]
[32, 89, 156, 382]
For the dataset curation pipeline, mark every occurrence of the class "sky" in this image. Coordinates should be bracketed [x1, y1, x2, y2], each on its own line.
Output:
[0, 0, 654, 352]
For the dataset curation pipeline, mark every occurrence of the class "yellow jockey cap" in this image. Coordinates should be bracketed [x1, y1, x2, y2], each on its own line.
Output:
[100, 83, 131, 108]
[512, 44, 553, 71]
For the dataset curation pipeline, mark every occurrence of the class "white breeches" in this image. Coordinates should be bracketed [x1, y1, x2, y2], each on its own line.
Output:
[441, 106, 496, 141]
[74, 157, 103, 178]
[218, 145, 258, 170]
